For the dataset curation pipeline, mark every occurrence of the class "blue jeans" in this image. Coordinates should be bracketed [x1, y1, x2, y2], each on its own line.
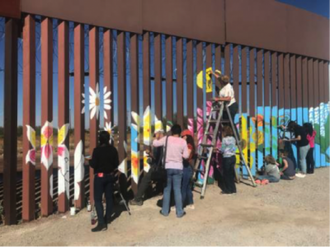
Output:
[182, 165, 194, 206]
[257, 175, 280, 183]
[298, 144, 310, 174]
[162, 169, 184, 217]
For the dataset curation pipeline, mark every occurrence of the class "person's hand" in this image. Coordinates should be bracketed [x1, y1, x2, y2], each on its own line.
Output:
[145, 149, 151, 155]
[280, 171, 283, 176]
[212, 97, 220, 102]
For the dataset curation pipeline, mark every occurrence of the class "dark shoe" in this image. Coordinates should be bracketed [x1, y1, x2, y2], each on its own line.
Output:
[159, 210, 168, 217]
[177, 212, 186, 218]
[104, 216, 111, 224]
[129, 199, 143, 206]
[91, 224, 107, 232]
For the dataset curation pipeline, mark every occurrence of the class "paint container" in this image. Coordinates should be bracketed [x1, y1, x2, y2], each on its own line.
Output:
[91, 209, 97, 225]
[70, 207, 76, 216]
[87, 200, 91, 212]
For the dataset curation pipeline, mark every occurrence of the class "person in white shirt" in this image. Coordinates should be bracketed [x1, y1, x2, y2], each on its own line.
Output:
[210, 70, 238, 123]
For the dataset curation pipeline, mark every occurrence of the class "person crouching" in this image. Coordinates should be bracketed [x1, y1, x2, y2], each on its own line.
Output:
[89, 131, 119, 232]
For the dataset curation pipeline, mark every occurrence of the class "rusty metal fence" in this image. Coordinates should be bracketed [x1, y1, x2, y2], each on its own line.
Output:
[0, 13, 329, 225]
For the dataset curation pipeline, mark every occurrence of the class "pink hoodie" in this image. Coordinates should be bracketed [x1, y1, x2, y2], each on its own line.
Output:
[153, 136, 189, 170]
[306, 130, 316, 148]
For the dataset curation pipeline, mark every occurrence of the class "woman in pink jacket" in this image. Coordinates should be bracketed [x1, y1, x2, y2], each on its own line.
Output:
[304, 123, 316, 174]
[153, 124, 189, 218]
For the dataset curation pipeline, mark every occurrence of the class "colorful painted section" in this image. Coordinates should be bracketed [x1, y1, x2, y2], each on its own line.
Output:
[58, 123, 70, 200]
[130, 122, 139, 184]
[240, 113, 249, 176]
[255, 109, 264, 170]
[74, 140, 85, 201]
[271, 107, 278, 160]
[264, 106, 271, 156]
[249, 118, 256, 175]
[319, 103, 326, 166]
[324, 102, 330, 166]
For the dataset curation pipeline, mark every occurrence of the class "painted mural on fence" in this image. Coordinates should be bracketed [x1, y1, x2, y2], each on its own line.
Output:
[57, 123, 70, 201]
[194, 101, 218, 184]
[74, 140, 84, 202]
[131, 106, 171, 182]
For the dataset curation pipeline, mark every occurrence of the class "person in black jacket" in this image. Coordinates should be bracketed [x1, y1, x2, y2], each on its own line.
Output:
[129, 129, 164, 206]
[89, 131, 119, 232]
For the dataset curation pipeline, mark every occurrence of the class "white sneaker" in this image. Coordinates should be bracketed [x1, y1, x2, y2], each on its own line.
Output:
[171, 207, 176, 211]
[187, 204, 195, 210]
[296, 173, 306, 178]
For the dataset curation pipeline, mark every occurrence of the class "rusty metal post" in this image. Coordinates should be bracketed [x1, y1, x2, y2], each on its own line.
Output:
[196, 42, 203, 141]
[165, 35, 173, 125]
[130, 33, 139, 194]
[57, 20, 70, 213]
[176, 37, 183, 127]
[186, 40, 193, 130]
[143, 31, 151, 173]
[103, 29, 113, 125]
[205, 43, 212, 102]
[224, 44, 230, 77]
[117, 31, 127, 176]
[74, 23, 85, 209]
[22, 14, 36, 221]
[3, 17, 18, 225]
[154, 33, 162, 126]
[89, 26, 99, 204]
[40, 17, 53, 216]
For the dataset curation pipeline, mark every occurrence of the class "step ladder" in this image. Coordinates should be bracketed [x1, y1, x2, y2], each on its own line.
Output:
[193, 101, 256, 199]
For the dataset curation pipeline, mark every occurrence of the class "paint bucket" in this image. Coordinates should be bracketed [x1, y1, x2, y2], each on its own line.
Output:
[70, 207, 76, 216]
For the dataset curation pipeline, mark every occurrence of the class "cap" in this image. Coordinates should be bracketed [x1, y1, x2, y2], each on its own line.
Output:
[154, 129, 164, 134]
[181, 129, 193, 138]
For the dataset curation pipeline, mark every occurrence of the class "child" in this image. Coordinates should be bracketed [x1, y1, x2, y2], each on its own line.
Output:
[279, 150, 296, 180]
[181, 129, 195, 209]
[219, 125, 237, 194]
[255, 155, 280, 185]
[304, 123, 316, 174]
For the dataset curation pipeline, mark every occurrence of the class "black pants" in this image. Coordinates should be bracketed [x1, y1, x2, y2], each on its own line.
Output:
[94, 174, 114, 225]
[134, 169, 153, 201]
[222, 156, 237, 194]
[306, 147, 315, 174]
[223, 102, 238, 123]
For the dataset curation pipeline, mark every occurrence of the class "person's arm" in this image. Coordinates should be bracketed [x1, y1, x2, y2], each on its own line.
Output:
[184, 144, 193, 159]
[182, 143, 190, 159]
[312, 130, 316, 138]
[152, 136, 166, 147]
[214, 96, 231, 102]
[214, 86, 233, 102]
[89, 149, 98, 169]
[288, 135, 301, 142]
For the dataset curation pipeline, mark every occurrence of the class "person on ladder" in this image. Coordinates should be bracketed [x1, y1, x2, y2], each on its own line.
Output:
[209, 70, 239, 129]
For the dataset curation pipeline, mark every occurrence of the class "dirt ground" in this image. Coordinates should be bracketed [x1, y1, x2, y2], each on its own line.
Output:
[0, 167, 329, 246]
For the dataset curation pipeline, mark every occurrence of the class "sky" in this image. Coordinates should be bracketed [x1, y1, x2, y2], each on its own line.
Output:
[0, 1, 329, 127]
[277, 0, 330, 18]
